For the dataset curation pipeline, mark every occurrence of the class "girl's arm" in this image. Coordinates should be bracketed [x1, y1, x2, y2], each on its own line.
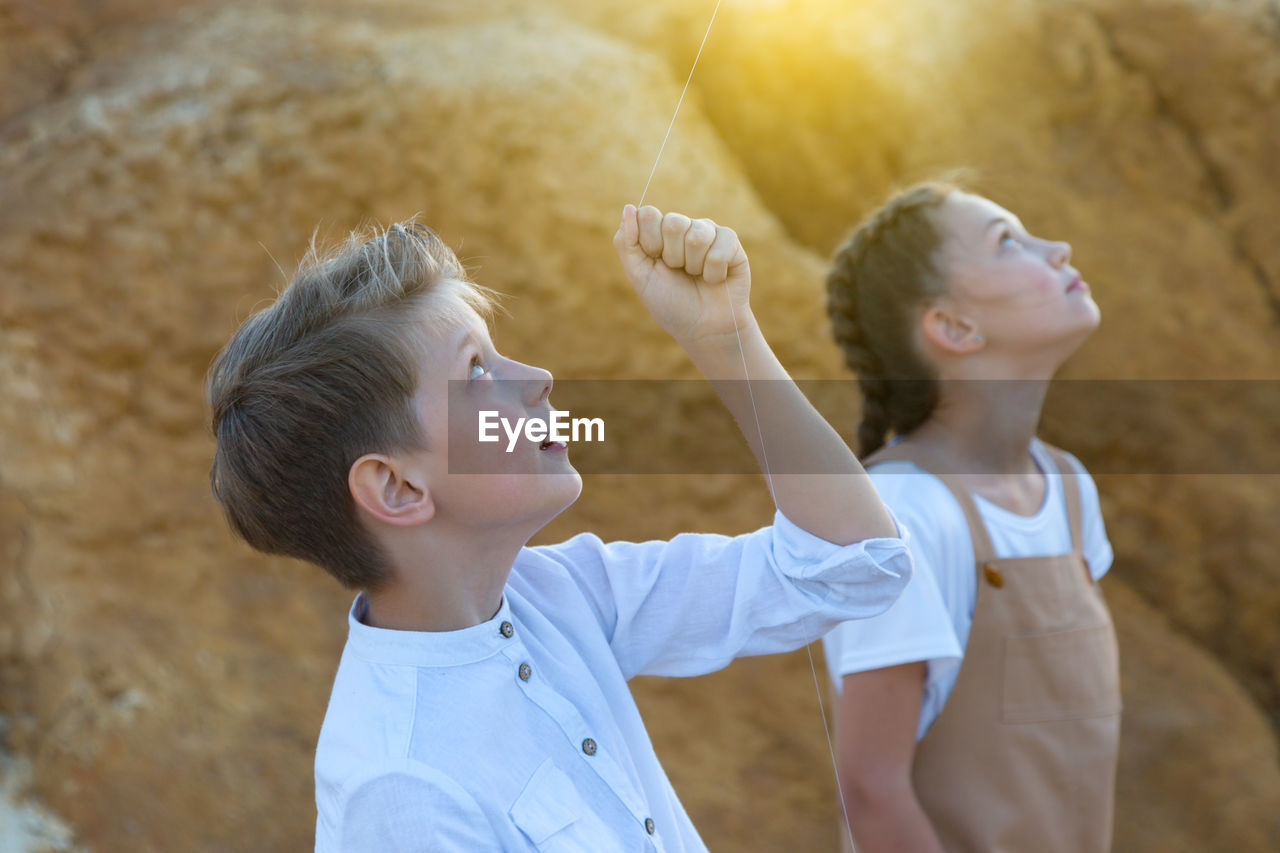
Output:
[835, 663, 946, 853]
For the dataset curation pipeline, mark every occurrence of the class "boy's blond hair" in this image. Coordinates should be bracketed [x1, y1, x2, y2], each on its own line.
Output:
[208, 222, 496, 589]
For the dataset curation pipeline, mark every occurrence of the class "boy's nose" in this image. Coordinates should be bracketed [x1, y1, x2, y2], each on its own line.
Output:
[519, 364, 553, 406]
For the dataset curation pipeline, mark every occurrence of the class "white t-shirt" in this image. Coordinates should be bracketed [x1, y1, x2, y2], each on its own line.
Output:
[823, 439, 1113, 740]
[315, 512, 913, 852]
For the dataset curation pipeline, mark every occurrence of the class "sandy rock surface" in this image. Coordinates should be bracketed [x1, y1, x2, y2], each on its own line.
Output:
[1, 0, 1277, 850]
[1108, 579, 1280, 850]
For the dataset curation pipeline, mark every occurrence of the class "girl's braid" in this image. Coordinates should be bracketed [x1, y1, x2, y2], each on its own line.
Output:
[826, 183, 955, 457]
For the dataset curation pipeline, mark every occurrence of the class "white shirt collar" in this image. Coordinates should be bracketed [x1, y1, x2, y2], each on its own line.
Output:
[344, 592, 515, 667]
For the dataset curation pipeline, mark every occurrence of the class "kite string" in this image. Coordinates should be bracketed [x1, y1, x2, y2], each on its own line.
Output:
[636, 3, 858, 848]
[638, 0, 722, 209]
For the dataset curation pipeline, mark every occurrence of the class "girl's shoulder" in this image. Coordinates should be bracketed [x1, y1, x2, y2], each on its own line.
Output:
[865, 437, 964, 509]
[865, 457, 952, 494]
[865, 460, 972, 542]
[1032, 439, 1104, 509]
[1031, 437, 1088, 473]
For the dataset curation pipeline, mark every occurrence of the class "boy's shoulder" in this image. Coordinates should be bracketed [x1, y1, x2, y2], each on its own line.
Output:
[315, 641, 419, 783]
[516, 530, 610, 569]
[510, 532, 630, 639]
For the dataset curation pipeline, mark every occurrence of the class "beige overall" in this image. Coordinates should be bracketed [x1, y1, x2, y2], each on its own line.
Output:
[840, 444, 1121, 853]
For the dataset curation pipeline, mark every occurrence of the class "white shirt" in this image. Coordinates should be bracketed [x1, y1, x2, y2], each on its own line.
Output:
[315, 512, 912, 852]
[823, 439, 1113, 739]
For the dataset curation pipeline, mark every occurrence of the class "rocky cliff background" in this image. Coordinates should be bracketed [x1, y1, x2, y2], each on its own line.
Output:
[1, 0, 1278, 849]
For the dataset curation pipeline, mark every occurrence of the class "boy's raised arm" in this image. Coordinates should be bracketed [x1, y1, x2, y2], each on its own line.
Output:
[613, 204, 897, 546]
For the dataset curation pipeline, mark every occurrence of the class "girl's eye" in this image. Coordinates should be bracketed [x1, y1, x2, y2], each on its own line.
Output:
[1000, 231, 1020, 249]
[468, 357, 488, 380]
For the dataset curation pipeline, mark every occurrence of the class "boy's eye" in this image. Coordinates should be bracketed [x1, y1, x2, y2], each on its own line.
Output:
[468, 357, 488, 380]
[999, 231, 1020, 249]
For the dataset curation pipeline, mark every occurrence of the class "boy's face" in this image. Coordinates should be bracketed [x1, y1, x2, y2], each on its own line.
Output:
[409, 296, 583, 533]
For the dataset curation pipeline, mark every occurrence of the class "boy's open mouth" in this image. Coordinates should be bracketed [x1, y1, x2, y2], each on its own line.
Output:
[540, 439, 567, 452]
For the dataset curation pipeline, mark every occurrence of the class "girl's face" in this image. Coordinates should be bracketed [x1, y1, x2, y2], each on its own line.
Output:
[930, 192, 1099, 365]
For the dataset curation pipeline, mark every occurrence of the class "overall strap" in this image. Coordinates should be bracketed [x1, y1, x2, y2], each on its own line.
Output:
[864, 444, 998, 565]
[1041, 444, 1085, 556]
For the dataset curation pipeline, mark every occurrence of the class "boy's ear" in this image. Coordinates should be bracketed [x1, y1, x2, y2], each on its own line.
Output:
[349, 453, 435, 527]
[920, 304, 985, 354]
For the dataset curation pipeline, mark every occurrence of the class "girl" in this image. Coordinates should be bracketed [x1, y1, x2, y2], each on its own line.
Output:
[821, 183, 1120, 852]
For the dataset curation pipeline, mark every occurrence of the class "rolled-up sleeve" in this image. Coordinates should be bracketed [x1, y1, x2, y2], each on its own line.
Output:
[769, 510, 912, 587]
[531, 512, 912, 680]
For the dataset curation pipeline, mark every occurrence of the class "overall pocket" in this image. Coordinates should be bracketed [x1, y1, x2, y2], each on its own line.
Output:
[1002, 623, 1121, 723]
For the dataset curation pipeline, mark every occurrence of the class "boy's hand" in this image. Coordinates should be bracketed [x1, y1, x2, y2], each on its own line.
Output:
[613, 204, 753, 347]
[612, 213, 896, 546]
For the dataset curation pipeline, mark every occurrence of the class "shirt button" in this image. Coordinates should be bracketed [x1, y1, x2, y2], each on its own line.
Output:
[500, 621, 514, 638]
[518, 663, 532, 682]
[983, 564, 1004, 588]
[644, 817, 655, 835]
[581, 738, 597, 756]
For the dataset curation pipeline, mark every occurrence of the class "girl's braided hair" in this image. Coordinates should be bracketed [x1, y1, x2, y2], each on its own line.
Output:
[827, 182, 957, 458]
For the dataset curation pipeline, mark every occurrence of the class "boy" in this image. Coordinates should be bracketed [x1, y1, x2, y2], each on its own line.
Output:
[207, 204, 912, 851]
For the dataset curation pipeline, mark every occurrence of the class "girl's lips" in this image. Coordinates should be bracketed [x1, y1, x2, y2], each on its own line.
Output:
[1066, 274, 1089, 294]
[539, 440, 567, 452]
